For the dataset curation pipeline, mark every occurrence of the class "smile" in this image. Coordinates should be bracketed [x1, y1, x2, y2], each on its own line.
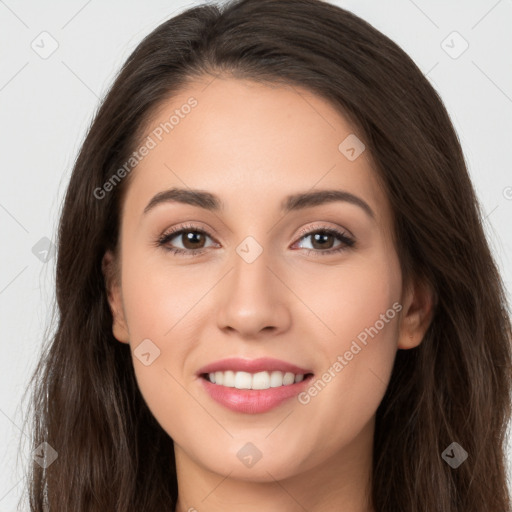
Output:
[199, 372, 314, 414]
[203, 370, 311, 390]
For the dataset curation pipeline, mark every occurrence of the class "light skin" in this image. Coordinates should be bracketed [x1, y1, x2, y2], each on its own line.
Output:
[103, 76, 433, 512]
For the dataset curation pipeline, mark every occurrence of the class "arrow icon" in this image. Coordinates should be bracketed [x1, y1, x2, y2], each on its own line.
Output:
[236, 236, 263, 263]
[440, 31, 468, 60]
[32, 236, 55, 262]
[32, 441, 58, 468]
[236, 441, 263, 467]
[338, 134, 365, 161]
[31, 31, 59, 60]
[441, 442, 468, 468]
[134, 339, 160, 366]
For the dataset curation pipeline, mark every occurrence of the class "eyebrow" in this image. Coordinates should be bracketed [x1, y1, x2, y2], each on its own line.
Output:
[143, 187, 374, 219]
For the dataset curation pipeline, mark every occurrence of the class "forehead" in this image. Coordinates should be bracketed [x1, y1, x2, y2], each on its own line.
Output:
[122, 76, 390, 227]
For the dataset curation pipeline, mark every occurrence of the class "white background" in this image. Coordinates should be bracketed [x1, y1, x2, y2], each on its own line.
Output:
[0, 0, 511, 509]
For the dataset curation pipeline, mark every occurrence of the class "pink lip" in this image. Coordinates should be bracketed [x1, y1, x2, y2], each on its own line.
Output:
[199, 374, 314, 414]
[196, 357, 314, 414]
[196, 357, 313, 376]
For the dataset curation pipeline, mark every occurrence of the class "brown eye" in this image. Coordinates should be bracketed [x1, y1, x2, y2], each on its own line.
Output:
[180, 231, 207, 249]
[157, 226, 217, 256]
[295, 228, 354, 254]
[310, 232, 336, 250]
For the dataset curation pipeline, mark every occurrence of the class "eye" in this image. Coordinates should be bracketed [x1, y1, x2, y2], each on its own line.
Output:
[156, 223, 217, 257]
[292, 226, 355, 256]
[156, 223, 355, 257]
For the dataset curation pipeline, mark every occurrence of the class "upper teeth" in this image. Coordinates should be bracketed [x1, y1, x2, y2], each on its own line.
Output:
[208, 370, 305, 390]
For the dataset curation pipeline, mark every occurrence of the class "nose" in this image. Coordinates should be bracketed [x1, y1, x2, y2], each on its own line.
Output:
[215, 247, 292, 339]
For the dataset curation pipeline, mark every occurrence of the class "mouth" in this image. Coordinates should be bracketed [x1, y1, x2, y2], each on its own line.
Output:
[196, 356, 313, 379]
[199, 371, 315, 414]
[200, 370, 315, 390]
[196, 357, 313, 414]
[196, 357, 315, 413]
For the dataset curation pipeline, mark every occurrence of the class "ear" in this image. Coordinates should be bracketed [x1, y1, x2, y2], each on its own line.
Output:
[102, 249, 130, 344]
[397, 275, 435, 349]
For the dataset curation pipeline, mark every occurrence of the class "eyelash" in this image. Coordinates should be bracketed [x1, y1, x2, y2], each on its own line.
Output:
[155, 222, 355, 258]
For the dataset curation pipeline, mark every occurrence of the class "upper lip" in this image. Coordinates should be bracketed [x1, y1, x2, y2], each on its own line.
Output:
[197, 357, 313, 376]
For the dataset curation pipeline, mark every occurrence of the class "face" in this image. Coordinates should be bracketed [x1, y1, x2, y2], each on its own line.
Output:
[104, 76, 429, 485]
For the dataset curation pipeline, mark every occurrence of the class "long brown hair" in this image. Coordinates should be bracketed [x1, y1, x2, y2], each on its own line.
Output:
[20, 0, 512, 510]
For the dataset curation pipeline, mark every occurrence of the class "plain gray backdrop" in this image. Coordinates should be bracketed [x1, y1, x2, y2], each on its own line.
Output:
[1, 0, 511, 509]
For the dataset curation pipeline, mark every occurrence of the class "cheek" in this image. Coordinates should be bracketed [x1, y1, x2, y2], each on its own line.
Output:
[294, 246, 401, 353]
[117, 249, 205, 418]
[295, 252, 401, 440]
[121, 246, 208, 339]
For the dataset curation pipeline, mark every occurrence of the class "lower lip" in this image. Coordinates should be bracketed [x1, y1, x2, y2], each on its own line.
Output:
[199, 374, 314, 414]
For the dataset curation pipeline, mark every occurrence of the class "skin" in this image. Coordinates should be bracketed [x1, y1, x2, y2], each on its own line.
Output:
[103, 76, 433, 512]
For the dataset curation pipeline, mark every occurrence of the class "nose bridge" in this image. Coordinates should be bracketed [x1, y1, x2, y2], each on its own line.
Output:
[233, 238, 272, 293]
[215, 236, 291, 335]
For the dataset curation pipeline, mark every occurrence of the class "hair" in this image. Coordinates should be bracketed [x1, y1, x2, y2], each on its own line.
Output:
[19, 0, 512, 510]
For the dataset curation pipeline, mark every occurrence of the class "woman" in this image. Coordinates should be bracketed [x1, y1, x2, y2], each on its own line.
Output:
[21, 0, 512, 510]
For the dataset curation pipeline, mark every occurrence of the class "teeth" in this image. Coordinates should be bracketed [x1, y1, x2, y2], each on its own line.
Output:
[207, 370, 307, 389]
